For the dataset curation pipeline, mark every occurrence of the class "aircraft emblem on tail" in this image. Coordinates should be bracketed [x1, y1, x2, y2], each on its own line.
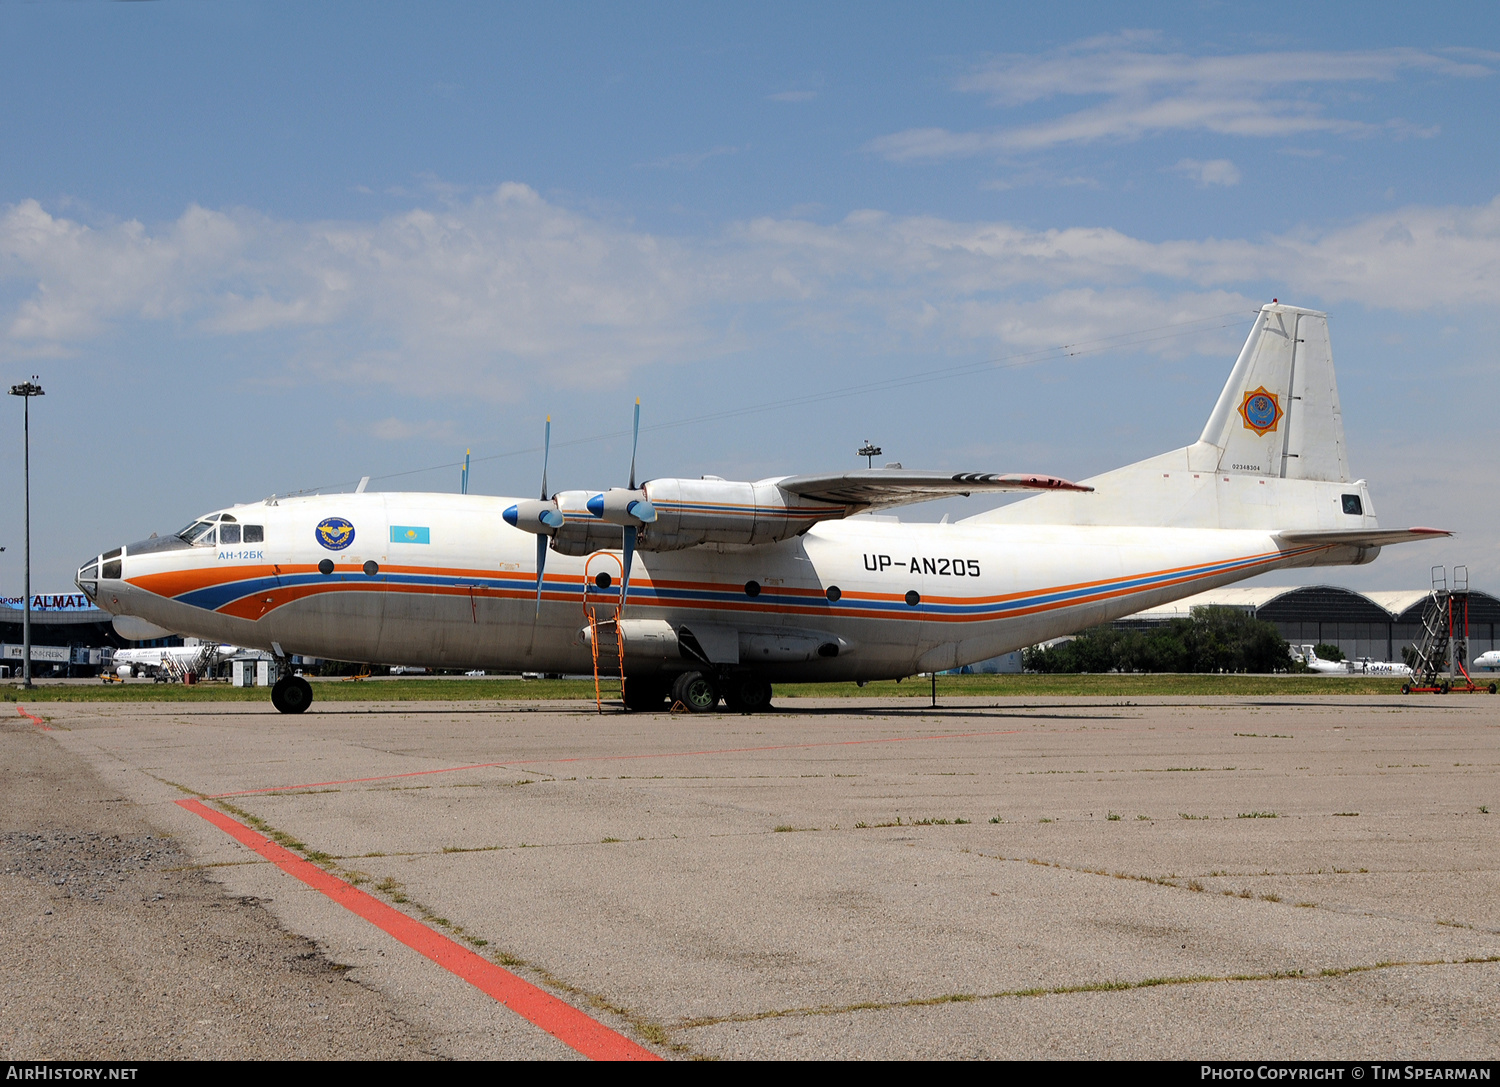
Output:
[1238, 386, 1281, 436]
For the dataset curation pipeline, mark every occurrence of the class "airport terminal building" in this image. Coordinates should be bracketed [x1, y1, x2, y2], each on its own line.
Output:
[1117, 585, 1500, 664]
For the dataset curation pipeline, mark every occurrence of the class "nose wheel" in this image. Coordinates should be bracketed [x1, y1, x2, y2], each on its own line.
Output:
[271, 674, 314, 714]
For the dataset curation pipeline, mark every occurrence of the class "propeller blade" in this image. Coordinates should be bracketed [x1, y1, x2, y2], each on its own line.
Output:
[622, 525, 636, 607]
[540, 416, 551, 500]
[628, 398, 640, 490]
[534, 534, 548, 616]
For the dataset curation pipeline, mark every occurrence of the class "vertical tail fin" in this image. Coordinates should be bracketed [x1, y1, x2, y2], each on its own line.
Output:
[966, 302, 1370, 532]
[1199, 304, 1350, 482]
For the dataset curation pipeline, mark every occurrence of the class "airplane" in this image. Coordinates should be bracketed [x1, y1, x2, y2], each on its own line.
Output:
[1347, 656, 1413, 677]
[1473, 650, 1500, 671]
[1297, 644, 1414, 677]
[75, 302, 1450, 714]
[113, 642, 239, 679]
[1296, 644, 1350, 675]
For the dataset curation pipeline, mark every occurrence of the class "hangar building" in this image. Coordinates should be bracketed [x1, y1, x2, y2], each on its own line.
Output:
[1119, 585, 1500, 664]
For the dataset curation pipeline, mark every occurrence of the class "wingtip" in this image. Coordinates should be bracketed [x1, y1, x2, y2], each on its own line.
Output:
[1408, 527, 1454, 536]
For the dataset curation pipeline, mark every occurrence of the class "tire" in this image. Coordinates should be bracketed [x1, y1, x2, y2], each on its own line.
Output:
[623, 677, 669, 713]
[724, 675, 774, 714]
[1401, 683, 1411, 695]
[1490, 683, 1497, 695]
[271, 675, 313, 714]
[670, 671, 720, 713]
[1440, 682, 1451, 695]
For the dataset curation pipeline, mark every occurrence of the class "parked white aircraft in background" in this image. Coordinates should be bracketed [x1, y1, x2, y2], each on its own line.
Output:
[113, 642, 238, 679]
[77, 302, 1447, 713]
[1297, 645, 1351, 674]
[1473, 650, 1500, 671]
[1348, 656, 1413, 677]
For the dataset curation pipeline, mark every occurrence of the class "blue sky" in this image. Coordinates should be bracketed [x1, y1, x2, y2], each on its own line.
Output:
[2, 3, 1498, 593]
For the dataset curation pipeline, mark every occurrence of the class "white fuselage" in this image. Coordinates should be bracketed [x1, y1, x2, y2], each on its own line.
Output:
[85, 492, 1347, 680]
[113, 643, 237, 672]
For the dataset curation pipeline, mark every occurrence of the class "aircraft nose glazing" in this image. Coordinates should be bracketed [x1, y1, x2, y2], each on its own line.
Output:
[76, 555, 101, 601]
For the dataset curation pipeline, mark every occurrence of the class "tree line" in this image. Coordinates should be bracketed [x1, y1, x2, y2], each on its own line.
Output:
[1022, 607, 1294, 674]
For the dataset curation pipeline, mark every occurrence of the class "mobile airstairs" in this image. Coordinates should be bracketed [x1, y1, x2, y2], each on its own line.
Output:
[1404, 566, 1496, 695]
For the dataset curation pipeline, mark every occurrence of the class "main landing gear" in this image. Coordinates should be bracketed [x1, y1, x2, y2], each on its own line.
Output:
[622, 671, 775, 713]
[648, 671, 773, 714]
[271, 674, 314, 714]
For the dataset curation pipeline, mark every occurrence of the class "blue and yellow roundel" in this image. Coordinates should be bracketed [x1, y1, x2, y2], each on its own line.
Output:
[315, 517, 356, 551]
[1238, 386, 1282, 437]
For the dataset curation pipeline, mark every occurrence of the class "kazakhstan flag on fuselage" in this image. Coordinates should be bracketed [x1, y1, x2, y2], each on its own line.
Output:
[390, 525, 431, 544]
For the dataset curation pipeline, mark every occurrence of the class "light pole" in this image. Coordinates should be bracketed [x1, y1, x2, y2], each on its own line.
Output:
[9, 378, 43, 688]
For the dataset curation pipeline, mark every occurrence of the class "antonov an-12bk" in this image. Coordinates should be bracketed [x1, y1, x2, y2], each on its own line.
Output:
[77, 303, 1446, 713]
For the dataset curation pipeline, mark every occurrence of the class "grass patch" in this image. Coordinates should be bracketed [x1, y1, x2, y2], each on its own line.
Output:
[1237, 811, 1279, 819]
[7, 672, 1415, 705]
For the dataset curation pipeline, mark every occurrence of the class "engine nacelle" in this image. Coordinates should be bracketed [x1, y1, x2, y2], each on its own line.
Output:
[587, 488, 656, 527]
[502, 499, 564, 535]
[634, 478, 842, 552]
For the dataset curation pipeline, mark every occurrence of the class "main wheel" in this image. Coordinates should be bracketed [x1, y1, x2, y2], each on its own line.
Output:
[723, 675, 774, 714]
[670, 671, 720, 713]
[271, 674, 313, 714]
[623, 677, 669, 712]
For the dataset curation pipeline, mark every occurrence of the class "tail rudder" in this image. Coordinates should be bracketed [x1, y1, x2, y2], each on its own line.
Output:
[1198, 303, 1350, 483]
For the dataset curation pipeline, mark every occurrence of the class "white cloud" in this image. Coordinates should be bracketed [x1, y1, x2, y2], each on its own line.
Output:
[867, 40, 1486, 160]
[4, 186, 1500, 397]
[0, 185, 717, 395]
[1172, 158, 1241, 186]
[635, 145, 746, 170]
[364, 417, 460, 442]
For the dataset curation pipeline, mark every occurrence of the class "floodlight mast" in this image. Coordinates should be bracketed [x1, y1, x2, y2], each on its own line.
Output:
[858, 441, 882, 469]
[9, 378, 43, 689]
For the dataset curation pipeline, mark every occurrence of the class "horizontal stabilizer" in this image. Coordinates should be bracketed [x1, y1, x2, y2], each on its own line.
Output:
[1277, 527, 1451, 547]
[777, 470, 1091, 513]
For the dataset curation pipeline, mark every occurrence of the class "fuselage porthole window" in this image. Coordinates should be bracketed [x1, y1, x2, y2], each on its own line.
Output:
[244, 525, 264, 543]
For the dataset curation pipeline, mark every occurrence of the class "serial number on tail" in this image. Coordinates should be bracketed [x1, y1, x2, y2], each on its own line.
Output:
[864, 554, 981, 576]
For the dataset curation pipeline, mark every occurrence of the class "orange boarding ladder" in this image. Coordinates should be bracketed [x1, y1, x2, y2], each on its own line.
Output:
[582, 552, 626, 712]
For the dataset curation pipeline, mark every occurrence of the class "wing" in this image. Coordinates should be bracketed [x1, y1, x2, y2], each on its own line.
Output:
[773, 469, 1093, 514]
[1276, 527, 1451, 547]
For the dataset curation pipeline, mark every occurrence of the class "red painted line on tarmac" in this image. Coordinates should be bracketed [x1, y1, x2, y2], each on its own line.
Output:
[175, 798, 658, 1062]
[207, 728, 1024, 798]
[16, 705, 50, 731]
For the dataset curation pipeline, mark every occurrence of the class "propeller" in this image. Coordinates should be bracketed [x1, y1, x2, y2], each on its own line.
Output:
[622, 399, 643, 607]
[501, 417, 564, 615]
[536, 417, 550, 614]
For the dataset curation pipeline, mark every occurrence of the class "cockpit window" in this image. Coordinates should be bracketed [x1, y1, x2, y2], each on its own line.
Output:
[178, 520, 216, 544]
[244, 525, 264, 543]
[219, 523, 241, 544]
